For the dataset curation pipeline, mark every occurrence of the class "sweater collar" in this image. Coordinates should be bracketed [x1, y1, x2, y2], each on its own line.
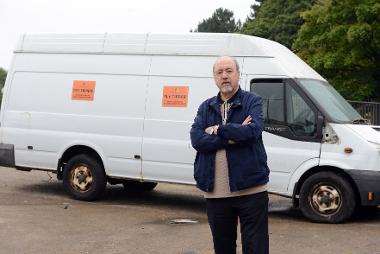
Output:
[209, 87, 242, 111]
[217, 87, 241, 104]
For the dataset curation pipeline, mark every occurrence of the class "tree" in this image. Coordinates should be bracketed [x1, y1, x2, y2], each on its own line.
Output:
[241, 0, 316, 48]
[293, 0, 380, 100]
[192, 8, 241, 33]
[242, 0, 266, 25]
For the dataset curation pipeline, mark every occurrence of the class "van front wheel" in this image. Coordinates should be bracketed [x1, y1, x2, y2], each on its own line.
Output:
[63, 154, 106, 201]
[299, 172, 356, 223]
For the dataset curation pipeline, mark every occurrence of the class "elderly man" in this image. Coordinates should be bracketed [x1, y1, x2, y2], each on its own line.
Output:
[190, 56, 270, 254]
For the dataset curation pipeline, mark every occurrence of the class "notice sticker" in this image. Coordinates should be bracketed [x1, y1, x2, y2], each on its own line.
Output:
[71, 80, 96, 101]
[162, 86, 189, 107]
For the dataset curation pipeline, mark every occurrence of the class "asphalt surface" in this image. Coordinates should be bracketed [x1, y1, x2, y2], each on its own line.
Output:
[0, 166, 380, 254]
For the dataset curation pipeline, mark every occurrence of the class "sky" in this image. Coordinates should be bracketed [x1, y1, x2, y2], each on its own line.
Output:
[0, 0, 256, 69]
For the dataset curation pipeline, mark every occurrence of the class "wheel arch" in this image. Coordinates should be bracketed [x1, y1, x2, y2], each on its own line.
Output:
[292, 166, 360, 207]
[57, 145, 105, 180]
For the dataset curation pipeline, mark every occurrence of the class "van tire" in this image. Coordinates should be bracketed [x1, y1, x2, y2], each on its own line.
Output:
[63, 154, 106, 201]
[299, 172, 356, 223]
[123, 180, 157, 191]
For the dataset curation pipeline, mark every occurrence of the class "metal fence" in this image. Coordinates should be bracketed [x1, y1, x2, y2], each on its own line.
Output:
[349, 100, 380, 125]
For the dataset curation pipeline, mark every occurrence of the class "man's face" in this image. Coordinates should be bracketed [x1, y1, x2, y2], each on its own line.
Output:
[213, 57, 240, 96]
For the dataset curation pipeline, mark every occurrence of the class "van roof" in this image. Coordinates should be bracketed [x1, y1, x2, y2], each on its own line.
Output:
[15, 33, 290, 57]
[14, 33, 324, 80]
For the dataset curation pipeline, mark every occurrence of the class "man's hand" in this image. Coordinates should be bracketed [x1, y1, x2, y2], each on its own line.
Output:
[242, 115, 252, 125]
[205, 125, 235, 144]
[205, 125, 219, 135]
[224, 116, 253, 144]
[205, 116, 251, 135]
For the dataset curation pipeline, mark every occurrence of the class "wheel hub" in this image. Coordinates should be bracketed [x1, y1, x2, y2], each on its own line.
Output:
[70, 165, 93, 192]
[78, 174, 86, 184]
[320, 195, 330, 204]
[311, 185, 342, 216]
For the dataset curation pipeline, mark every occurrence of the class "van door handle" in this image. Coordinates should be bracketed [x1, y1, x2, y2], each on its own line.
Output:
[134, 155, 141, 159]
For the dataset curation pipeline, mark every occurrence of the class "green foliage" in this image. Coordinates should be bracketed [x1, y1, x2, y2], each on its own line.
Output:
[244, 0, 266, 22]
[293, 0, 380, 100]
[0, 68, 6, 88]
[192, 8, 241, 33]
[0, 67, 7, 105]
[241, 0, 316, 48]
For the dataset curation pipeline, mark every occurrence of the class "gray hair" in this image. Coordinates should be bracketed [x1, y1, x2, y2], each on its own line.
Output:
[213, 56, 240, 74]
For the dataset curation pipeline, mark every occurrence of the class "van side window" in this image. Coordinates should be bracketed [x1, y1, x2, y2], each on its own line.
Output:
[251, 79, 317, 138]
[285, 84, 316, 136]
[250, 82, 284, 124]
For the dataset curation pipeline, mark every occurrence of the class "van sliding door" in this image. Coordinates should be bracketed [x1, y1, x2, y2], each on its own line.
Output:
[141, 56, 223, 184]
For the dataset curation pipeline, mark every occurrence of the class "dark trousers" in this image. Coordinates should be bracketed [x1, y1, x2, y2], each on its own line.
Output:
[206, 191, 269, 254]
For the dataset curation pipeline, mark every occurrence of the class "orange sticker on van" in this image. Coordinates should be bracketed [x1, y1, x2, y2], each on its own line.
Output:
[162, 86, 189, 107]
[72, 80, 96, 101]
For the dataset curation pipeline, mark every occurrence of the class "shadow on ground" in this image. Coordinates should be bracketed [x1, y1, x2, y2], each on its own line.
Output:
[16, 181, 380, 223]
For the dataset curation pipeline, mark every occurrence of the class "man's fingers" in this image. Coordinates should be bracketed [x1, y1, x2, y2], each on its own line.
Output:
[242, 115, 252, 125]
[205, 126, 214, 135]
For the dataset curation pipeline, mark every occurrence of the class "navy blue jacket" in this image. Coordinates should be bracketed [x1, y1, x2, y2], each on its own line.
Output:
[190, 88, 270, 192]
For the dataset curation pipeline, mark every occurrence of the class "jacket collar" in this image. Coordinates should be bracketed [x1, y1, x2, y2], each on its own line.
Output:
[209, 87, 242, 112]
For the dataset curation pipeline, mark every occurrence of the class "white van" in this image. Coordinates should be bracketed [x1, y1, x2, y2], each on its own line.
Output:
[1, 33, 379, 223]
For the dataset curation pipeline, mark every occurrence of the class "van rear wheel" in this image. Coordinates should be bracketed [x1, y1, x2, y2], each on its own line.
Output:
[299, 172, 356, 223]
[63, 154, 106, 201]
[123, 180, 157, 191]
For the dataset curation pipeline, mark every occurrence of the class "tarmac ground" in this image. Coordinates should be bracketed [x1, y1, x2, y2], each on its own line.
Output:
[0, 167, 380, 254]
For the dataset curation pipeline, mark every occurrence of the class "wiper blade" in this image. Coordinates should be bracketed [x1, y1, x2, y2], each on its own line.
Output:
[351, 118, 370, 124]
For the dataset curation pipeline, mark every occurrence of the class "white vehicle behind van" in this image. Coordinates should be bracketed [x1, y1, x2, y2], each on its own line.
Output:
[1, 33, 379, 223]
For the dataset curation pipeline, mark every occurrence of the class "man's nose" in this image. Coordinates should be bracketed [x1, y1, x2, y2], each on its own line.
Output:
[222, 72, 229, 78]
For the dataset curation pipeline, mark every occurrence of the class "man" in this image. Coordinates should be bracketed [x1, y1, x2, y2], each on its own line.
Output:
[190, 56, 270, 254]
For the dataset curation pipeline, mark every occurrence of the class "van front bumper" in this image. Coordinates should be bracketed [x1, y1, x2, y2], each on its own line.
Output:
[347, 170, 380, 206]
[0, 143, 15, 167]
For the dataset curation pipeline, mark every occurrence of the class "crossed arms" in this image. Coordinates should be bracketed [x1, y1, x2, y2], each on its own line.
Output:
[190, 96, 264, 153]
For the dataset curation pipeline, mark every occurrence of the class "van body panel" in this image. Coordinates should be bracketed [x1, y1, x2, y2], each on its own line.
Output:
[346, 124, 380, 145]
[142, 61, 218, 181]
[9, 54, 151, 76]
[320, 124, 379, 172]
[255, 40, 324, 81]
[142, 160, 194, 184]
[243, 57, 290, 77]
[263, 131, 320, 194]
[2, 54, 151, 178]
[149, 56, 243, 78]
[287, 157, 321, 196]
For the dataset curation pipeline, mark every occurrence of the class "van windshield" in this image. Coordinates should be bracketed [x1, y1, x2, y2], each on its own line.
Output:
[298, 79, 362, 122]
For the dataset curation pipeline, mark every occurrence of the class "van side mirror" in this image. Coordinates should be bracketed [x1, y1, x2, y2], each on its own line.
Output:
[316, 114, 324, 139]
